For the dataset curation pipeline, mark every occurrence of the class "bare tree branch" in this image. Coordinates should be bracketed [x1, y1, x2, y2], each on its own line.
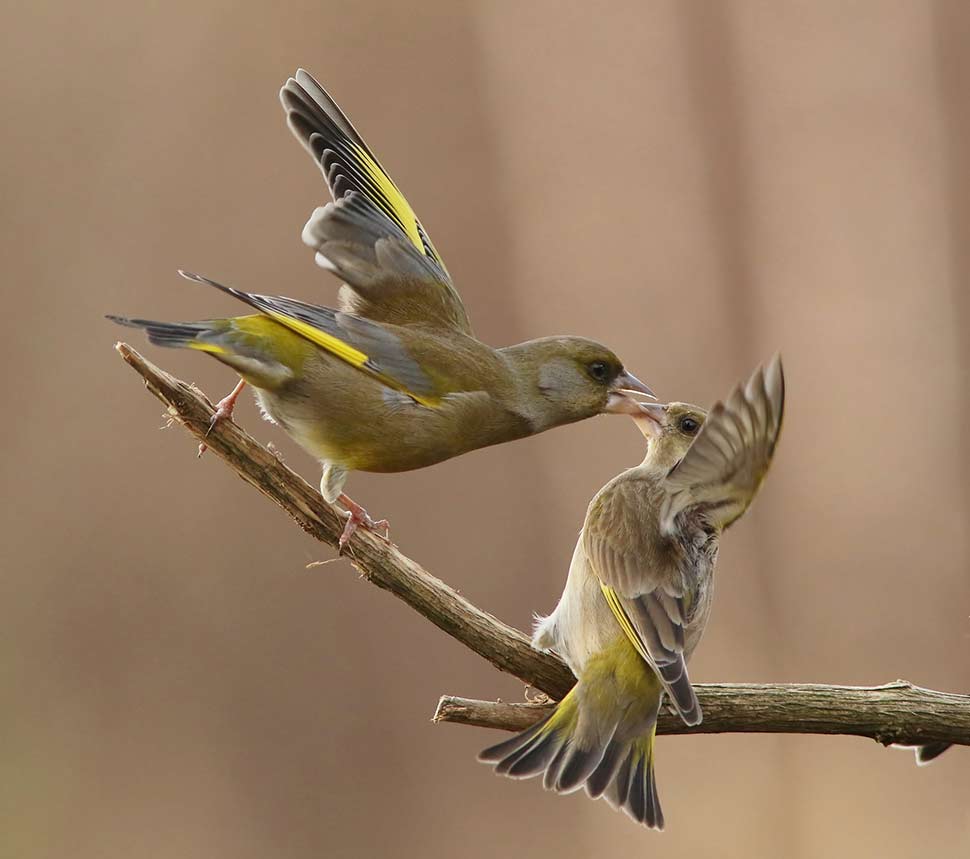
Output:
[116, 343, 970, 750]
[433, 683, 970, 748]
[115, 343, 574, 696]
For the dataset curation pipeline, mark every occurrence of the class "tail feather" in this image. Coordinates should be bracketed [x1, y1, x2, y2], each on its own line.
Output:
[108, 312, 297, 390]
[478, 719, 547, 765]
[555, 740, 611, 795]
[585, 737, 627, 800]
[107, 316, 219, 351]
[108, 270, 250, 350]
[627, 756, 648, 824]
[502, 735, 566, 779]
[643, 743, 663, 827]
[604, 732, 663, 828]
[609, 750, 634, 809]
[479, 689, 664, 829]
[542, 742, 572, 792]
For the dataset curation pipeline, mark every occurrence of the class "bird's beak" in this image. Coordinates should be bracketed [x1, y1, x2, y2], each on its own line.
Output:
[604, 370, 657, 415]
[632, 402, 666, 438]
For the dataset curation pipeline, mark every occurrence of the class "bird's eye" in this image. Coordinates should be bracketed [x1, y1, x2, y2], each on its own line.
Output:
[588, 361, 610, 382]
[679, 416, 700, 435]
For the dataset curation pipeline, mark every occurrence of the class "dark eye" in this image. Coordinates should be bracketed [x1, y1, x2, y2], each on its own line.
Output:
[679, 416, 700, 435]
[588, 361, 610, 382]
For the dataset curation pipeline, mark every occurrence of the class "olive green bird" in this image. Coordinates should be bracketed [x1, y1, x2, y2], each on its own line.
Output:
[110, 69, 654, 545]
[480, 356, 785, 828]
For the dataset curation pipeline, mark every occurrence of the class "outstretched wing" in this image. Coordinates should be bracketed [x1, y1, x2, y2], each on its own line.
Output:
[582, 478, 702, 726]
[280, 69, 470, 333]
[661, 355, 785, 534]
[177, 271, 441, 407]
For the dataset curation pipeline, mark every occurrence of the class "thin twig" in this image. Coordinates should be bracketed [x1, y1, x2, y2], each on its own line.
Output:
[115, 343, 970, 749]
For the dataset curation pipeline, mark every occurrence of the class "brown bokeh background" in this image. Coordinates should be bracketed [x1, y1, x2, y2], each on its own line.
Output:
[3, 1, 969, 856]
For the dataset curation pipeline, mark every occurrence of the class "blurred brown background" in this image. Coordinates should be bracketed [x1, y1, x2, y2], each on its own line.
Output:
[3, 1, 969, 856]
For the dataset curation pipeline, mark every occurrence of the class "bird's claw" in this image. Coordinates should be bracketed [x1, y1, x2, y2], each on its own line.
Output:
[198, 380, 246, 457]
[338, 504, 390, 552]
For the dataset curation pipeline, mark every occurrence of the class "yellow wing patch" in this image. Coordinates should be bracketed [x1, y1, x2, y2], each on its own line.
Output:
[261, 309, 440, 409]
[265, 311, 370, 367]
[185, 341, 227, 355]
[600, 583, 653, 666]
[350, 141, 426, 255]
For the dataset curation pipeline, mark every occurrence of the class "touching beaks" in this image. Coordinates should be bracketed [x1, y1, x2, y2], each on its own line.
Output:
[605, 392, 645, 415]
[604, 370, 657, 414]
[632, 402, 666, 438]
[613, 370, 656, 400]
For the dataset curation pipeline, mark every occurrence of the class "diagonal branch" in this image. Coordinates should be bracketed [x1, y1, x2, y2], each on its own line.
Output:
[115, 343, 970, 750]
[115, 343, 574, 697]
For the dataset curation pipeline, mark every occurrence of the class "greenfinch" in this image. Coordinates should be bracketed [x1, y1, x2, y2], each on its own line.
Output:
[480, 356, 785, 828]
[110, 69, 654, 544]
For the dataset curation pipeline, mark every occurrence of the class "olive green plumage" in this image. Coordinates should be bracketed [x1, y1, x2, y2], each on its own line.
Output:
[480, 356, 785, 828]
[109, 69, 653, 503]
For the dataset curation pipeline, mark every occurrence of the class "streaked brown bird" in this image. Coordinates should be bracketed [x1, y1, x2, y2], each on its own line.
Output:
[110, 69, 654, 545]
[480, 356, 785, 828]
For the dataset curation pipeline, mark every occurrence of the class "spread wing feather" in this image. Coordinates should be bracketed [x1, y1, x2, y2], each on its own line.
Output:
[661, 355, 785, 533]
[280, 69, 470, 333]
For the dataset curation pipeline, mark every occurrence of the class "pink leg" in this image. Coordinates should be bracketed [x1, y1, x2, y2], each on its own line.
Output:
[198, 378, 247, 457]
[337, 493, 390, 551]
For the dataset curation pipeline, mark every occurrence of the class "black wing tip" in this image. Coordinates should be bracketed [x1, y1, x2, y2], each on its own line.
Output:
[105, 314, 165, 331]
[176, 269, 242, 298]
[107, 272, 249, 329]
[679, 704, 703, 727]
[660, 686, 700, 726]
[176, 268, 204, 283]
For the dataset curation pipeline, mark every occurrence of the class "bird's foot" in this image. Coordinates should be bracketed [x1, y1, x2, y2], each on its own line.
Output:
[337, 493, 390, 552]
[198, 379, 247, 457]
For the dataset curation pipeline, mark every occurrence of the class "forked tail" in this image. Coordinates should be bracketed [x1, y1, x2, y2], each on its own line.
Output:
[479, 684, 664, 829]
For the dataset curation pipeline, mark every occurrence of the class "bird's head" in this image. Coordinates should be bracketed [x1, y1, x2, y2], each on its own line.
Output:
[634, 402, 708, 472]
[503, 336, 655, 431]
